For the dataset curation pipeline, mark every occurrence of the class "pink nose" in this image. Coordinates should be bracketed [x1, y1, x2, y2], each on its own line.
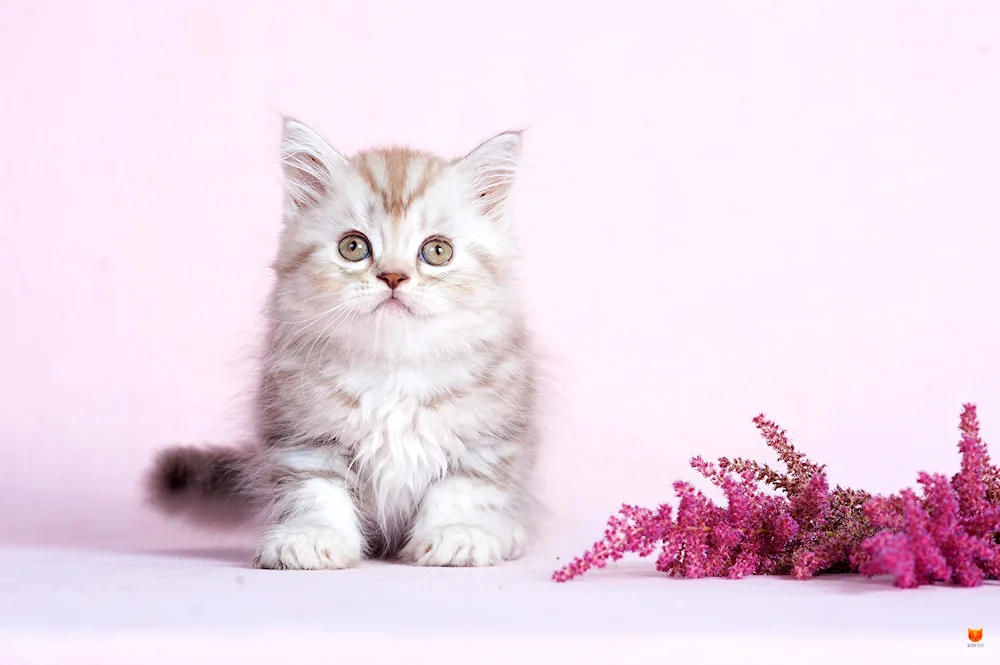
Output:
[377, 272, 409, 290]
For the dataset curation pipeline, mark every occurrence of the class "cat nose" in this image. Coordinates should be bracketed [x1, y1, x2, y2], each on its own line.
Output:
[377, 272, 409, 290]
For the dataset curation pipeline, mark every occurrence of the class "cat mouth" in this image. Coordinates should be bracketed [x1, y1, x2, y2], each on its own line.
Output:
[373, 296, 413, 315]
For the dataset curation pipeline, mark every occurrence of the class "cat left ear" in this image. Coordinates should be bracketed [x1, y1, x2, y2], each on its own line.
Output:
[458, 130, 523, 222]
[280, 117, 348, 215]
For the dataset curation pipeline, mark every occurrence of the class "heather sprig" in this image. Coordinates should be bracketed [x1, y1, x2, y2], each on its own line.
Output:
[554, 404, 1000, 588]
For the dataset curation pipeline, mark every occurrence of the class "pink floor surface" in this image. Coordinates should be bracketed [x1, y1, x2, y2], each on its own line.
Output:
[0, 541, 996, 664]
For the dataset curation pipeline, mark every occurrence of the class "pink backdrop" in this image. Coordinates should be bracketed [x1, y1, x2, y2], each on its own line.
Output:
[2, 1, 999, 552]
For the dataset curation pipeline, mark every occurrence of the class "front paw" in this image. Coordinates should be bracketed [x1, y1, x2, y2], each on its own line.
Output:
[402, 525, 506, 567]
[253, 525, 362, 570]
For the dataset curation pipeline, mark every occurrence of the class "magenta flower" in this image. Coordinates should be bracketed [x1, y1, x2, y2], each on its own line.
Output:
[554, 403, 1000, 588]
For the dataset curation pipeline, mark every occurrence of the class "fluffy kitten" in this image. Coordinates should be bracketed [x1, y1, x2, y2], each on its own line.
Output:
[146, 118, 540, 570]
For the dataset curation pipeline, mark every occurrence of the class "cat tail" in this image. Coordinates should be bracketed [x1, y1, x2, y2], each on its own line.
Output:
[144, 444, 261, 529]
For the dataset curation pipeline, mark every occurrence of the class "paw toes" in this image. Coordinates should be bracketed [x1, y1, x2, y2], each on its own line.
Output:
[405, 526, 504, 567]
[254, 526, 361, 570]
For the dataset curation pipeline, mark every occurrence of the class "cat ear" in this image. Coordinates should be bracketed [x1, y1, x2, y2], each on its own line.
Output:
[280, 117, 348, 214]
[458, 130, 523, 222]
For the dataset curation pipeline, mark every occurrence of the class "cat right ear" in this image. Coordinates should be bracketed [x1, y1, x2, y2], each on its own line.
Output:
[280, 117, 347, 214]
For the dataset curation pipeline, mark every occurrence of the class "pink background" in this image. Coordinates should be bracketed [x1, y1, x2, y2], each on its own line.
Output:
[2, 1, 999, 552]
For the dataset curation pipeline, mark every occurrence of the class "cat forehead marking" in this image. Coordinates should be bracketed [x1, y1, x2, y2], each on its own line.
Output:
[352, 148, 447, 221]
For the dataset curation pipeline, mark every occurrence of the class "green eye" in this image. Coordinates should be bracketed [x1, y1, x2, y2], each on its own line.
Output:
[338, 233, 370, 262]
[420, 238, 453, 266]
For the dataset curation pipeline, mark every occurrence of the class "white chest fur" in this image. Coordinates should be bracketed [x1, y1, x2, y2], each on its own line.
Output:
[336, 363, 469, 527]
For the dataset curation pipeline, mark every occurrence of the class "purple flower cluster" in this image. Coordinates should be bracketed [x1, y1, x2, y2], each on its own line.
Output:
[553, 404, 1000, 588]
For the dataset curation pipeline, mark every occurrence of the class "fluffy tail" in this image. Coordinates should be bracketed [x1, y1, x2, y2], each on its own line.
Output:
[144, 444, 259, 529]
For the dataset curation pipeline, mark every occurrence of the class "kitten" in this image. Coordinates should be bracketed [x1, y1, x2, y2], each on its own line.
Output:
[145, 118, 540, 570]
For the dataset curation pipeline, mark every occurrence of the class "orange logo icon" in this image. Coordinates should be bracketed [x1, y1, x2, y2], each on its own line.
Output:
[969, 628, 983, 643]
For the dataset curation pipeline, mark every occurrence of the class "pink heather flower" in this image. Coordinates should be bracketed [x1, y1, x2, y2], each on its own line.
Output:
[553, 403, 1000, 589]
[864, 495, 905, 531]
[790, 472, 829, 529]
[551, 503, 672, 583]
[855, 406, 1000, 588]
[859, 531, 918, 588]
[858, 489, 949, 587]
[955, 404, 1000, 519]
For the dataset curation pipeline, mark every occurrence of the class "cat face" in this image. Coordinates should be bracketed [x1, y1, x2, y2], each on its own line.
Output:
[969, 628, 983, 643]
[271, 119, 524, 358]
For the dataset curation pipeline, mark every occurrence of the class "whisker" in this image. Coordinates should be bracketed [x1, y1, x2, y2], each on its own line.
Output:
[273, 302, 354, 357]
[297, 305, 357, 403]
[271, 300, 353, 326]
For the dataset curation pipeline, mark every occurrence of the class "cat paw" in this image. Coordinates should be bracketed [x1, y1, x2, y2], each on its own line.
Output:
[253, 525, 362, 570]
[401, 525, 506, 567]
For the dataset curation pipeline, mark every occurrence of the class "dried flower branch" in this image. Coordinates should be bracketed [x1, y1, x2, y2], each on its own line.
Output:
[554, 404, 1000, 588]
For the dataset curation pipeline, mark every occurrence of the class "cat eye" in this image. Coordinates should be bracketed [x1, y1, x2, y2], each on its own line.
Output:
[338, 233, 371, 262]
[420, 238, 453, 266]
